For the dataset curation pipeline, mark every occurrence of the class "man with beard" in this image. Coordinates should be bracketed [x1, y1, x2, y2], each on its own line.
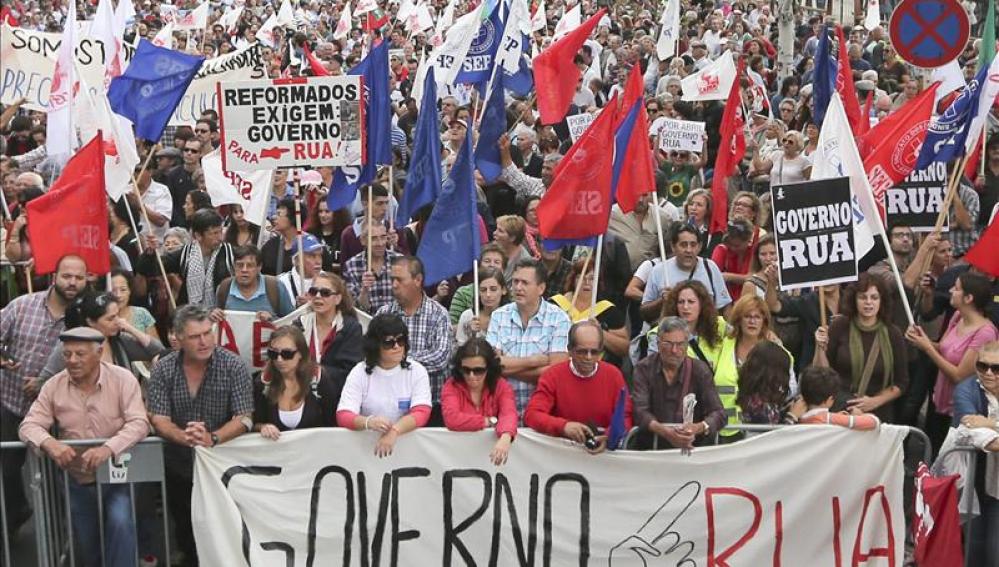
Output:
[0, 254, 88, 537]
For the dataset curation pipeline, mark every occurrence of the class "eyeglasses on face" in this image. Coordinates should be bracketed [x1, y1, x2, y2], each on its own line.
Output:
[381, 336, 408, 349]
[572, 348, 602, 357]
[461, 366, 488, 376]
[976, 361, 999, 375]
[267, 348, 298, 361]
[307, 287, 339, 298]
[183, 148, 200, 153]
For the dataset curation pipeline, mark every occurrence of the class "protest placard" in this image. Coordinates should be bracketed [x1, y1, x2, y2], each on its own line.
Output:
[771, 177, 858, 290]
[169, 43, 266, 126]
[0, 23, 135, 110]
[217, 75, 364, 170]
[884, 162, 949, 232]
[194, 426, 907, 566]
[567, 112, 595, 143]
[657, 118, 706, 152]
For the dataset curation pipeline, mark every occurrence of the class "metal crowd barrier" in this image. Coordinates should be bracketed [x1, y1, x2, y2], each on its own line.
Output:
[933, 446, 984, 566]
[0, 437, 170, 567]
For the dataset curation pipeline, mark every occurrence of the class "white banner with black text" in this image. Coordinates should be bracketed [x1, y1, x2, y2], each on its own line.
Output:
[193, 425, 906, 566]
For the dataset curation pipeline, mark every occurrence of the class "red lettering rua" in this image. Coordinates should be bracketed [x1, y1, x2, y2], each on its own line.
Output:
[851, 486, 896, 567]
[706, 487, 762, 567]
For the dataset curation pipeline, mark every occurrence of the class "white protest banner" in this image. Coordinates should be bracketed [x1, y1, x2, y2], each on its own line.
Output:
[680, 50, 737, 102]
[169, 42, 266, 126]
[771, 177, 859, 290]
[566, 112, 595, 143]
[657, 118, 706, 153]
[217, 75, 364, 171]
[0, 23, 135, 111]
[193, 425, 907, 566]
[884, 162, 949, 233]
[201, 149, 273, 226]
[217, 307, 370, 370]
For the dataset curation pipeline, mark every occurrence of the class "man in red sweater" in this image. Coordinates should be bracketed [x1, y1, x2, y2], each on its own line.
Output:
[524, 320, 633, 453]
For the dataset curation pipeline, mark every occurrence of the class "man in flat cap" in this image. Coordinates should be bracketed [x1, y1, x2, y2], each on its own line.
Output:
[19, 326, 149, 567]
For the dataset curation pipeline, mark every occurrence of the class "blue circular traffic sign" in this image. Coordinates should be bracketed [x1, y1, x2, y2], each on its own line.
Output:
[889, 0, 970, 68]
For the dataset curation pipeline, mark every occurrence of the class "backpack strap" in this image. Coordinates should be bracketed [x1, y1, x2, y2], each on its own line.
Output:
[215, 277, 232, 309]
[263, 275, 281, 314]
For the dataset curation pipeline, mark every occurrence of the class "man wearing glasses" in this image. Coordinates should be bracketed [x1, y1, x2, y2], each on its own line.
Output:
[524, 320, 631, 453]
[161, 140, 201, 226]
[953, 341, 999, 565]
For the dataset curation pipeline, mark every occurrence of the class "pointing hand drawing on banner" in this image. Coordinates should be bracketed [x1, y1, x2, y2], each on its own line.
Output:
[608, 481, 700, 566]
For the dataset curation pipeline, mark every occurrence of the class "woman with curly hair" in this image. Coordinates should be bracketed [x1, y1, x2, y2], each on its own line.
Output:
[647, 280, 726, 370]
[736, 341, 795, 425]
[336, 313, 432, 456]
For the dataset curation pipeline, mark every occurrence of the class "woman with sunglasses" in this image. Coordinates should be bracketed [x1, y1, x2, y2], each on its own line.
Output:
[306, 271, 363, 391]
[906, 272, 999, 449]
[37, 291, 166, 384]
[336, 314, 432, 457]
[441, 339, 517, 465]
[750, 130, 811, 187]
[254, 327, 336, 439]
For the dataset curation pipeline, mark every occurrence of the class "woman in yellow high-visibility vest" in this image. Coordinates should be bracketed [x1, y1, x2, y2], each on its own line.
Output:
[647, 280, 727, 369]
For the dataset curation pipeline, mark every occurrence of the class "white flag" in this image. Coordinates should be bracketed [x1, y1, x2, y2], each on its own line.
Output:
[219, 6, 244, 32]
[258, 13, 280, 47]
[175, 3, 210, 31]
[429, 0, 456, 47]
[410, 50, 429, 110]
[405, 3, 434, 34]
[657, 0, 680, 60]
[497, 0, 531, 75]
[274, 0, 295, 26]
[427, 5, 482, 87]
[46, 0, 77, 159]
[553, 4, 580, 40]
[931, 60, 966, 104]
[812, 95, 879, 257]
[863, 0, 880, 31]
[201, 150, 272, 226]
[530, 0, 547, 33]
[964, 55, 999, 152]
[354, 0, 379, 16]
[91, 0, 125, 86]
[114, 0, 136, 30]
[333, 2, 352, 40]
[151, 22, 174, 48]
[76, 90, 140, 201]
[680, 50, 737, 101]
[397, 0, 417, 24]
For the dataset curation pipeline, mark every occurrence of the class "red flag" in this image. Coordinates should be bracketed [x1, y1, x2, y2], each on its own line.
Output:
[835, 26, 863, 137]
[966, 218, 999, 277]
[620, 62, 644, 114]
[302, 42, 330, 76]
[533, 8, 606, 125]
[964, 135, 983, 180]
[710, 63, 746, 234]
[912, 463, 965, 567]
[860, 82, 939, 205]
[0, 5, 18, 26]
[538, 95, 618, 240]
[860, 90, 874, 135]
[613, 99, 656, 213]
[26, 134, 109, 275]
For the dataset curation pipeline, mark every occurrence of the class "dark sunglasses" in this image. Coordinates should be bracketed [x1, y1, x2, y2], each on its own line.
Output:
[461, 366, 488, 376]
[267, 348, 298, 361]
[183, 148, 200, 153]
[573, 348, 602, 357]
[976, 361, 999, 374]
[381, 336, 407, 349]
[308, 287, 338, 298]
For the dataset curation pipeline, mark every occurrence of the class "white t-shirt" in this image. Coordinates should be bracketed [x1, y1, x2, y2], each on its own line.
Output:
[141, 181, 173, 241]
[337, 359, 432, 423]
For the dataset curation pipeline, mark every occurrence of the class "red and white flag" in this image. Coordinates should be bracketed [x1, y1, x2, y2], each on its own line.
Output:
[151, 22, 175, 48]
[91, 0, 126, 86]
[553, 4, 581, 40]
[680, 50, 737, 102]
[354, 0, 379, 16]
[333, 2, 352, 40]
[174, 3, 210, 31]
[709, 61, 745, 234]
[258, 13, 280, 47]
[912, 463, 965, 567]
[76, 89, 140, 201]
[26, 134, 109, 275]
[530, 0, 547, 33]
[46, 0, 78, 159]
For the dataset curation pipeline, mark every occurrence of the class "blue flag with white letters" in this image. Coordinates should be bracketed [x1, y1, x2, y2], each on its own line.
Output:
[417, 128, 481, 286]
[397, 69, 442, 226]
[915, 63, 990, 169]
[327, 42, 392, 211]
[455, 4, 505, 86]
[107, 40, 204, 141]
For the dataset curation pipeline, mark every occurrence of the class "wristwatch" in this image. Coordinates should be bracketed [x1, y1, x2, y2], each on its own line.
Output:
[210, 433, 220, 447]
[487, 417, 498, 427]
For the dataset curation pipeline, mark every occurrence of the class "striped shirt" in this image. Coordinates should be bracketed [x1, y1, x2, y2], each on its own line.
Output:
[486, 300, 571, 414]
[376, 296, 454, 402]
[0, 291, 66, 416]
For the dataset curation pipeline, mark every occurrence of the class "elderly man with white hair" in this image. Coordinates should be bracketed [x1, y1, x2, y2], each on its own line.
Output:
[513, 125, 542, 178]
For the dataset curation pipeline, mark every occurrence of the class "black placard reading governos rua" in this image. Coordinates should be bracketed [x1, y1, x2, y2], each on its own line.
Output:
[771, 177, 859, 290]
[884, 162, 949, 232]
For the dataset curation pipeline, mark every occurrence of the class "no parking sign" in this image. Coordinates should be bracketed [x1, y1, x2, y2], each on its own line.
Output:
[888, 0, 969, 68]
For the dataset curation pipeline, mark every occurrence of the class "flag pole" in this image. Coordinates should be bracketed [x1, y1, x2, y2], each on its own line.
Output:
[292, 173, 306, 285]
[472, 260, 480, 318]
[25, 263, 33, 295]
[131, 164, 177, 311]
[591, 234, 603, 315]
[572, 247, 591, 311]
[122, 197, 145, 254]
[366, 183, 374, 268]
[387, 165, 395, 237]
[652, 195, 667, 263]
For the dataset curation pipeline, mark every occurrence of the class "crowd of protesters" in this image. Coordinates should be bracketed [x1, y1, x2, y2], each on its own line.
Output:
[1, 0, 998, 565]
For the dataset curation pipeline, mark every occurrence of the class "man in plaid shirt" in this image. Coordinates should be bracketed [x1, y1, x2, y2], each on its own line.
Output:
[377, 256, 453, 408]
[344, 223, 402, 314]
[486, 258, 571, 415]
[0, 254, 87, 536]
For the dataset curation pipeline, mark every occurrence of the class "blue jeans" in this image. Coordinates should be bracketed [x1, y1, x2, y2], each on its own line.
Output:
[68, 479, 136, 567]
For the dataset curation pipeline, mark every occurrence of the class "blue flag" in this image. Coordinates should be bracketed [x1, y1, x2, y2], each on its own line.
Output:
[915, 63, 990, 169]
[417, 128, 481, 286]
[397, 69, 442, 225]
[455, 5, 505, 85]
[606, 387, 628, 451]
[811, 26, 836, 125]
[327, 42, 392, 211]
[107, 40, 204, 142]
[473, 76, 507, 183]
